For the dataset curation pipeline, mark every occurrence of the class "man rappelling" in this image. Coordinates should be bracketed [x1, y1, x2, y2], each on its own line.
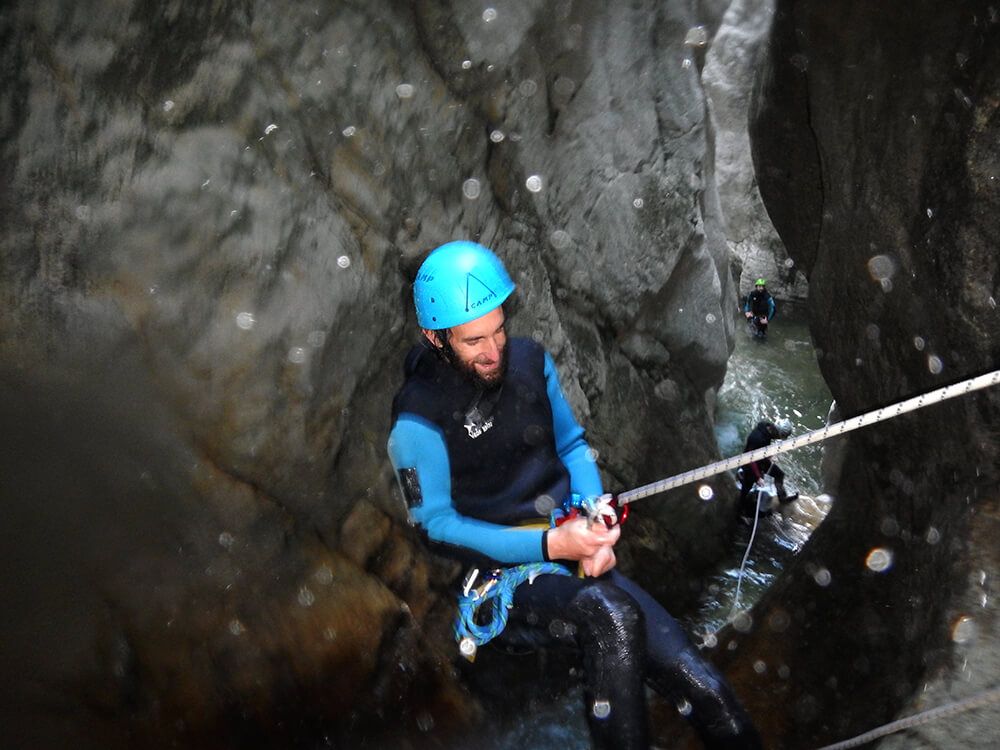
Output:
[387, 241, 762, 750]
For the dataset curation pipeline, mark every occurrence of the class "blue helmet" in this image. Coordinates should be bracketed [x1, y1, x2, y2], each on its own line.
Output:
[413, 241, 516, 329]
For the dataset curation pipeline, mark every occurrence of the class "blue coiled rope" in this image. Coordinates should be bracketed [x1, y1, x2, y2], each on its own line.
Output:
[454, 562, 572, 649]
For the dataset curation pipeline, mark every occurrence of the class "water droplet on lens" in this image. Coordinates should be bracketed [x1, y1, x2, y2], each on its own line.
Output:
[913, 336, 926, 351]
[297, 586, 316, 607]
[518, 79, 538, 97]
[525, 175, 543, 192]
[314, 565, 334, 585]
[75, 205, 91, 221]
[288, 347, 307, 364]
[228, 619, 245, 635]
[163, 100, 175, 112]
[684, 25, 708, 47]
[865, 547, 894, 573]
[633, 197, 644, 208]
[534, 495, 555, 514]
[308, 330, 325, 347]
[753, 660, 767, 674]
[462, 178, 481, 200]
[337, 255, 351, 269]
[490, 129, 505, 143]
[264, 123, 278, 135]
[952, 615, 977, 644]
[550, 229, 571, 249]
[676, 698, 693, 716]
[925, 526, 941, 545]
[813, 567, 832, 586]
[395, 83, 415, 99]
[585, 448, 599, 462]
[697, 484, 714, 501]
[218, 532, 235, 549]
[342, 125, 356, 137]
[682, 58, 693, 69]
[867, 254, 896, 282]
[416, 711, 435, 732]
[705, 313, 717, 324]
[236, 312, 256, 330]
[482, 8, 497, 22]
[461, 59, 472, 70]
[927, 354, 944, 374]
[592, 700, 611, 719]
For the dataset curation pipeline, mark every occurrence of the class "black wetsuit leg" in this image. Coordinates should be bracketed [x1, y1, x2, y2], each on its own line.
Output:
[609, 574, 763, 749]
[499, 572, 649, 750]
[497, 570, 762, 750]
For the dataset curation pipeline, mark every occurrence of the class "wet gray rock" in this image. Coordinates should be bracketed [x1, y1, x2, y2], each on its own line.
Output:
[703, 0, 809, 305]
[1, 0, 742, 746]
[735, 1, 1000, 747]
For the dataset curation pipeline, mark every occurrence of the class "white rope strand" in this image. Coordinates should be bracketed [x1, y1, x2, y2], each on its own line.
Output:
[617, 369, 1000, 506]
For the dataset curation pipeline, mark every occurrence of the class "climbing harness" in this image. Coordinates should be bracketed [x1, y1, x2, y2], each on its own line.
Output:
[814, 685, 1000, 750]
[454, 562, 572, 660]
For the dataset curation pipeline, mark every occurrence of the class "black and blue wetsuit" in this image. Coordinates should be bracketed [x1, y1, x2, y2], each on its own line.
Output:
[388, 338, 762, 750]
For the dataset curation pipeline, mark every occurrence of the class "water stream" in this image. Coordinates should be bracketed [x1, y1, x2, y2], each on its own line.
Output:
[686, 310, 834, 634]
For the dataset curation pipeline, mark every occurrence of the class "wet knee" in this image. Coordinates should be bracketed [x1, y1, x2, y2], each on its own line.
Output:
[568, 581, 645, 646]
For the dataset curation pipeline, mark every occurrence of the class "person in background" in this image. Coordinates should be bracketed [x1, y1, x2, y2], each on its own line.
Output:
[388, 241, 763, 750]
[738, 418, 798, 519]
[743, 278, 776, 339]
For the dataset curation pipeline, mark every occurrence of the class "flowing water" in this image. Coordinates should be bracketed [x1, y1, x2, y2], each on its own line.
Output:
[686, 310, 834, 634]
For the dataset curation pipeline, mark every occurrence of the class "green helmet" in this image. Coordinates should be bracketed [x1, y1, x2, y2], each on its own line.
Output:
[413, 241, 516, 329]
[754, 278, 767, 287]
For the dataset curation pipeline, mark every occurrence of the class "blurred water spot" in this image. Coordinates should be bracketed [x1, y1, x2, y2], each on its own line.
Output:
[534, 494, 556, 515]
[913, 335, 926, 351]
[633, 197, 644, 208]
[416, 712, 435, 732]
[337, 255, 351, 269]
[927, 354, 944, 374]
[297, 585, 316, 607]
[585, 448, 599, 462]
[75, 205, 91, 221]
[677, 698, 693, 716]
[865, 547, 894, 573]
[264, 123, 278, 135]
[697, 484, 715, 501]
[229, 619, 245, 636]
[462, 59, 472, 69]
[314, 565, 334, 585]
[705, 313, 717, 324]
[813, 567, 832, 587]
[925, 526, 941, 544]
[395, 83, 414, 99]
[682, 58, 693, 69]
[753, 660, 767, 674]
[592, 700, 611, 719]
[462, 178, 481, 199]
[550, 229, 571, 249]
[342, 125, 356, 137]
[482, 7, 497, 22]
[701, 632, 718, 648]
[490, 129, 505, 143]
[684, 26, 708, 47]
[926, 207, 934, 218]
[867, 254, 896, 282]
[324, 627, 337, 641]
[526, 175, 543, 192]
[952, 615, 977, 644]
[308, 330, 326, 348]
[236, 311, 256, 330]
[218, 531, 235, 550]
[865, 323, 880, 341]
[518, 79, 538, 97]
[784, 258, 795, 268]
[288, 347, 307, 364]
[732, 611, 753, 633]
[163, 100, 175, 112]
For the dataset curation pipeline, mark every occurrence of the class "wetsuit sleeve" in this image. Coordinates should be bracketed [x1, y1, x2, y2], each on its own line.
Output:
[387, 413, 546, 563]
[543, 352, 604, 498]
[767, 295, 776, 319]
[743, 295, 751, 313]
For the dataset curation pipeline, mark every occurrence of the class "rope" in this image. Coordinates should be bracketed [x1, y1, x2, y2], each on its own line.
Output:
[729, 481, 770, 617]
[617, 369, 1000, 506]
[815, 685, 1000, 749]
[453, 562, 572, 658]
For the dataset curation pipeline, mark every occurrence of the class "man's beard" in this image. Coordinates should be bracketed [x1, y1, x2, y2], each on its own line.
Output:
[442, 339, 508, 390]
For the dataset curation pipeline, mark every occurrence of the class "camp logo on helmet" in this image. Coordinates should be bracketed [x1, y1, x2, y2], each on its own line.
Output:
[416, 272, 435, 283]
[466, 273, 498, 312]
